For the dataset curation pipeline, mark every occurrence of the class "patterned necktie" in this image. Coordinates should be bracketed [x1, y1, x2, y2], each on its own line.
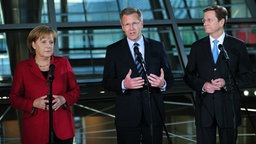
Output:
[133, 43, 143, 76]
[212, 40, 219, 63]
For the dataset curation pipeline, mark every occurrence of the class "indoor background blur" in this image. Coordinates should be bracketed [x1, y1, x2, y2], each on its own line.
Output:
[0, 0, 256, 143]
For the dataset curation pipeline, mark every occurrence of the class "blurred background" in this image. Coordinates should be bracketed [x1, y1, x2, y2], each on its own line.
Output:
[0, 0, 256, 143]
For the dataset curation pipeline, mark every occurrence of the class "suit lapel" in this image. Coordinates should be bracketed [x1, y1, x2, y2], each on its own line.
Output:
[216, 34, 229, 64]
[28, 56, 47, 81]
[203, 37, 217, 65]
[222, 34, 231, 52]
[143, 37, 151, 71]
[121, 39, 139, 75]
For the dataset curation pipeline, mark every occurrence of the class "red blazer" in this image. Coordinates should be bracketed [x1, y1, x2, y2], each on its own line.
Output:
[9, 55, 80, 144]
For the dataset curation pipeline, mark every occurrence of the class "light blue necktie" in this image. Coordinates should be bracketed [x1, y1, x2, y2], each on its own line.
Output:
[212, 40, 219, 63]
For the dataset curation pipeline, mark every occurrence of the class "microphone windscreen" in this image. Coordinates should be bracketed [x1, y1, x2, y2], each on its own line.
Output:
[49, 64, 55, 72]
[218, 44, 223, 50]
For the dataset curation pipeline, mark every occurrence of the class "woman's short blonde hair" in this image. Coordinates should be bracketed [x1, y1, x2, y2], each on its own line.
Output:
[27, 25, 57, 54]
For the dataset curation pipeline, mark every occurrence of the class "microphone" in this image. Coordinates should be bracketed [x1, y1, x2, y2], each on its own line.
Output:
[133, 46, 144, 64]
[49, 64, 55, 80]
[218, 44, 230, 60]
[133, 46, 149, 79]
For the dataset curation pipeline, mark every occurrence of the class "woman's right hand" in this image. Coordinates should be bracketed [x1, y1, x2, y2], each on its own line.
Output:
[33, 95, 49, 110]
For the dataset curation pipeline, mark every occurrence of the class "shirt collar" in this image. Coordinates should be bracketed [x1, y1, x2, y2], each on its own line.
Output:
[209, 32, 225, 44]
[127, 35, 144, 48]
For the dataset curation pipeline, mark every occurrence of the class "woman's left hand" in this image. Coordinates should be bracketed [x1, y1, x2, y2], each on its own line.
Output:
[52, 95, 66, 111]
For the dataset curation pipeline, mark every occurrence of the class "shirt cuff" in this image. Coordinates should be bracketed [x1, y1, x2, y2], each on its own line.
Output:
[31, 107, 36, 115]
[201, 87, 206, 94]
[160, 80, 167, 91]
[121, 80, 126, 93]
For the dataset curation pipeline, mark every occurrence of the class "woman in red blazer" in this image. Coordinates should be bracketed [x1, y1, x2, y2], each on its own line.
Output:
[9, 25, 80, 144]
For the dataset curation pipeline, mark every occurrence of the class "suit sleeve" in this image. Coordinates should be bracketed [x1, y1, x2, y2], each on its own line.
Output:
[160, 43, 174, 89]
[61, 58, 80, 106]
[183, 43, 206, 92]
[9, 63, 34, 113]
[103, 45, 123, 93]
[234, 42, 255, 88]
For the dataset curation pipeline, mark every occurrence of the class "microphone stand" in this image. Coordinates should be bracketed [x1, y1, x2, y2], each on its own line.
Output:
[221, 51, 256, 143]
[224, 58, 237, 143]
[140, 62, 173, 144]
[48, 66, 55, 144]
[142, 63, 154, 144]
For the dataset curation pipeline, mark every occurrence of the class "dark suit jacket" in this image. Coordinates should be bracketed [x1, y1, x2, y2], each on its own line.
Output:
[103, 36, 173, 127]
[184, 34, 254, 128]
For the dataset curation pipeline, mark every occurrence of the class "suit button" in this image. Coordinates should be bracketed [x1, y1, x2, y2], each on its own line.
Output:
[214, 68, 217, 71]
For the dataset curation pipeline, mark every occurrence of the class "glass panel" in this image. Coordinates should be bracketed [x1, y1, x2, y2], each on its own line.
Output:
[0, 29, 35, 85]
[179, 25, 207, 69]
[170, 0, 213, 19]
[232, 24, 256, 45]
[170, 0, 252, 19]
[0, 33, 10, 83]
[0, 0, 48, 24]
[57, 27, 183, 82]
[0, 4, 3, 24]
[54, 0, 168, 22]
[57, 29, 124, 82]
[54, 0, 120, 22]
[144, 27, 184, 77]
[230, 24, 256, 72]
[41, 0, 49, 23]
[230, 2, 252, 18]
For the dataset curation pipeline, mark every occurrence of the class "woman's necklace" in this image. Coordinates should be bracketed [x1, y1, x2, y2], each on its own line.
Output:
[35, 60, 50, 67]
[36, 63, 49, 67]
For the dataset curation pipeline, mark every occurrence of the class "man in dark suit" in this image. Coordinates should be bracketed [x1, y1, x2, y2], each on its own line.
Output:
[103, 7, 173, 144]
[184, 5, 254, 144]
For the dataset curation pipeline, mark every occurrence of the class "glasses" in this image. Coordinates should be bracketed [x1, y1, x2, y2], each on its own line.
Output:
[202, 18, 217, 23]
[122, 21, 141, 28]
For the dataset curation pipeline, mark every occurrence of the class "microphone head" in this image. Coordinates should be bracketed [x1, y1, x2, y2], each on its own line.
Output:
[133, 46, 139, 55]
[49, 64, 55, 80]
[218, 44, 230, 60]
[133, 46, 144, 63]
[49, 64, 55, 71]
[218, 44, 223, 50]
